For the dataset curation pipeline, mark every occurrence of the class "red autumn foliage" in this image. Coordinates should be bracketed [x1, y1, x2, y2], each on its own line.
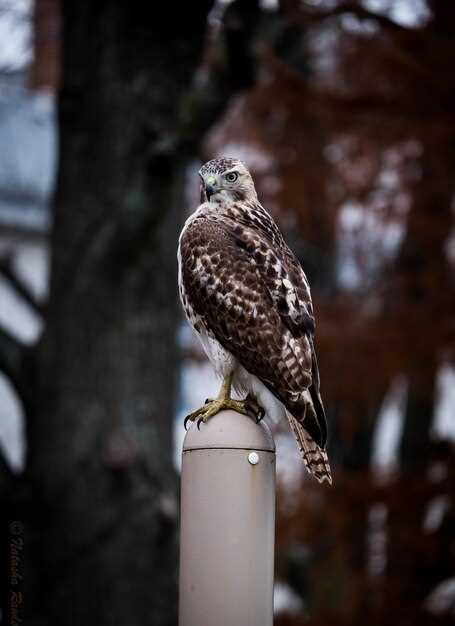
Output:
[206, 2, 455, 623]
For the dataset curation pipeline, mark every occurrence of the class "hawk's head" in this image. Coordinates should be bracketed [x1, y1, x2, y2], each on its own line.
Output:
[199, 158, 257, 204]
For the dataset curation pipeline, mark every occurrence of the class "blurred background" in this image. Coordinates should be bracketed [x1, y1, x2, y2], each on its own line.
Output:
[0, 1, 454, 625]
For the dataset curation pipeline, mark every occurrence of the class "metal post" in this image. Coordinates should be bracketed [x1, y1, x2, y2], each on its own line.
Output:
[179, 410, 276, 626]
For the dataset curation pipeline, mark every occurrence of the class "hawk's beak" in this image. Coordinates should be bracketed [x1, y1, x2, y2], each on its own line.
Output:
[204, 175, 218, 201]
[205, 183, 216, 200]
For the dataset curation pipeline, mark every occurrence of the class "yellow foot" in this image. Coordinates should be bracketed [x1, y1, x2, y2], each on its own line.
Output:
[184, 396, 265, 430]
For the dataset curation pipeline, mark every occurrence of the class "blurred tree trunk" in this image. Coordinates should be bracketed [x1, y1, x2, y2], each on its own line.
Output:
[24, 2, 213, 625]
[397, 139, 455, 471]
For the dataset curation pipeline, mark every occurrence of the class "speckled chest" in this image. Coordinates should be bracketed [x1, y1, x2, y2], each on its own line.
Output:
[178, 198, 288, 334]
[178, 201, 243, 332]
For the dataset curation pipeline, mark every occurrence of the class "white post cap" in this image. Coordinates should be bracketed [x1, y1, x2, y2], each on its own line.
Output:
[183, 410, 275, 453]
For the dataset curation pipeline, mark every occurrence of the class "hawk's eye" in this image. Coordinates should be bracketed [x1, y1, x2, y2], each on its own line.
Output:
[225, 171, 238, 183]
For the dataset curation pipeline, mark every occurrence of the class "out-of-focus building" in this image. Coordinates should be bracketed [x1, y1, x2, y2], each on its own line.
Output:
[0, 0, 59, 469]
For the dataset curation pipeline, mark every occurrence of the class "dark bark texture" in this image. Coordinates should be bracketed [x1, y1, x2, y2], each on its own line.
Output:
[23, 2, 213, 625]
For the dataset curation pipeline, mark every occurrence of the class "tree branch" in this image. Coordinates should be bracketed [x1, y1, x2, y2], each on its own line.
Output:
[301, 1, 420, 35]
[0, 254, 45, 316]
[295, 0, 454, 93]
[299, 0, 455, 71]
[178, 0, 262, 154]
[0, 325, 28, 400]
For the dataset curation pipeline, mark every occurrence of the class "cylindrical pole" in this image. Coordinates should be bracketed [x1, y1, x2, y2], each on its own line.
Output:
[179, 410, 276, 626]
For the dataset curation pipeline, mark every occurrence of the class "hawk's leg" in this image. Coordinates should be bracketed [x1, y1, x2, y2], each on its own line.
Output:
[183, 373, 265, 430]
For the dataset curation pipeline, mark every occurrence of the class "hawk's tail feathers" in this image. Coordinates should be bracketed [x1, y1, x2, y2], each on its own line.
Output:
[286, 411, 333, 485]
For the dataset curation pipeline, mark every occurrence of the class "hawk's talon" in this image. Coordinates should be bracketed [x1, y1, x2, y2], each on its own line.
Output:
[255, 407, 265, 424]
[244, 395, 266, 424]
[183, 391, 265, 430]
[184, 413, 199, 430]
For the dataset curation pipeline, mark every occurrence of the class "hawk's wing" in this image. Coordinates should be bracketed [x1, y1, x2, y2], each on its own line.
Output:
[233, 214, 316, 337]
[180, 212, 328, 450]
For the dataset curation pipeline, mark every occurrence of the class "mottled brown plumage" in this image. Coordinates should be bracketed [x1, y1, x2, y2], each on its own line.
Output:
[178, 158, 332, 484]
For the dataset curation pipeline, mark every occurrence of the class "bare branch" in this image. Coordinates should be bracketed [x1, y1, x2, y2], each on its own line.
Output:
[178, 0, 262, 154]
[0, 325, 28, 400]
[301, 1, 420, 34]
[299, 1, 455, 73]
[0, 254, 45, 316]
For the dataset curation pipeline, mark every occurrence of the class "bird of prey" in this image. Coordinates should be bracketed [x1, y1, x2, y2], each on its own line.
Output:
[178, 158, 332, 484]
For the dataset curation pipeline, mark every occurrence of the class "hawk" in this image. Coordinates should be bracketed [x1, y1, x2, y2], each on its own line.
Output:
[178, 158, 332, 484]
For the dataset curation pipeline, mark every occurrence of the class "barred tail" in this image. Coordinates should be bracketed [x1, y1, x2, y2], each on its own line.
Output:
[286, 411, 333, 485]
